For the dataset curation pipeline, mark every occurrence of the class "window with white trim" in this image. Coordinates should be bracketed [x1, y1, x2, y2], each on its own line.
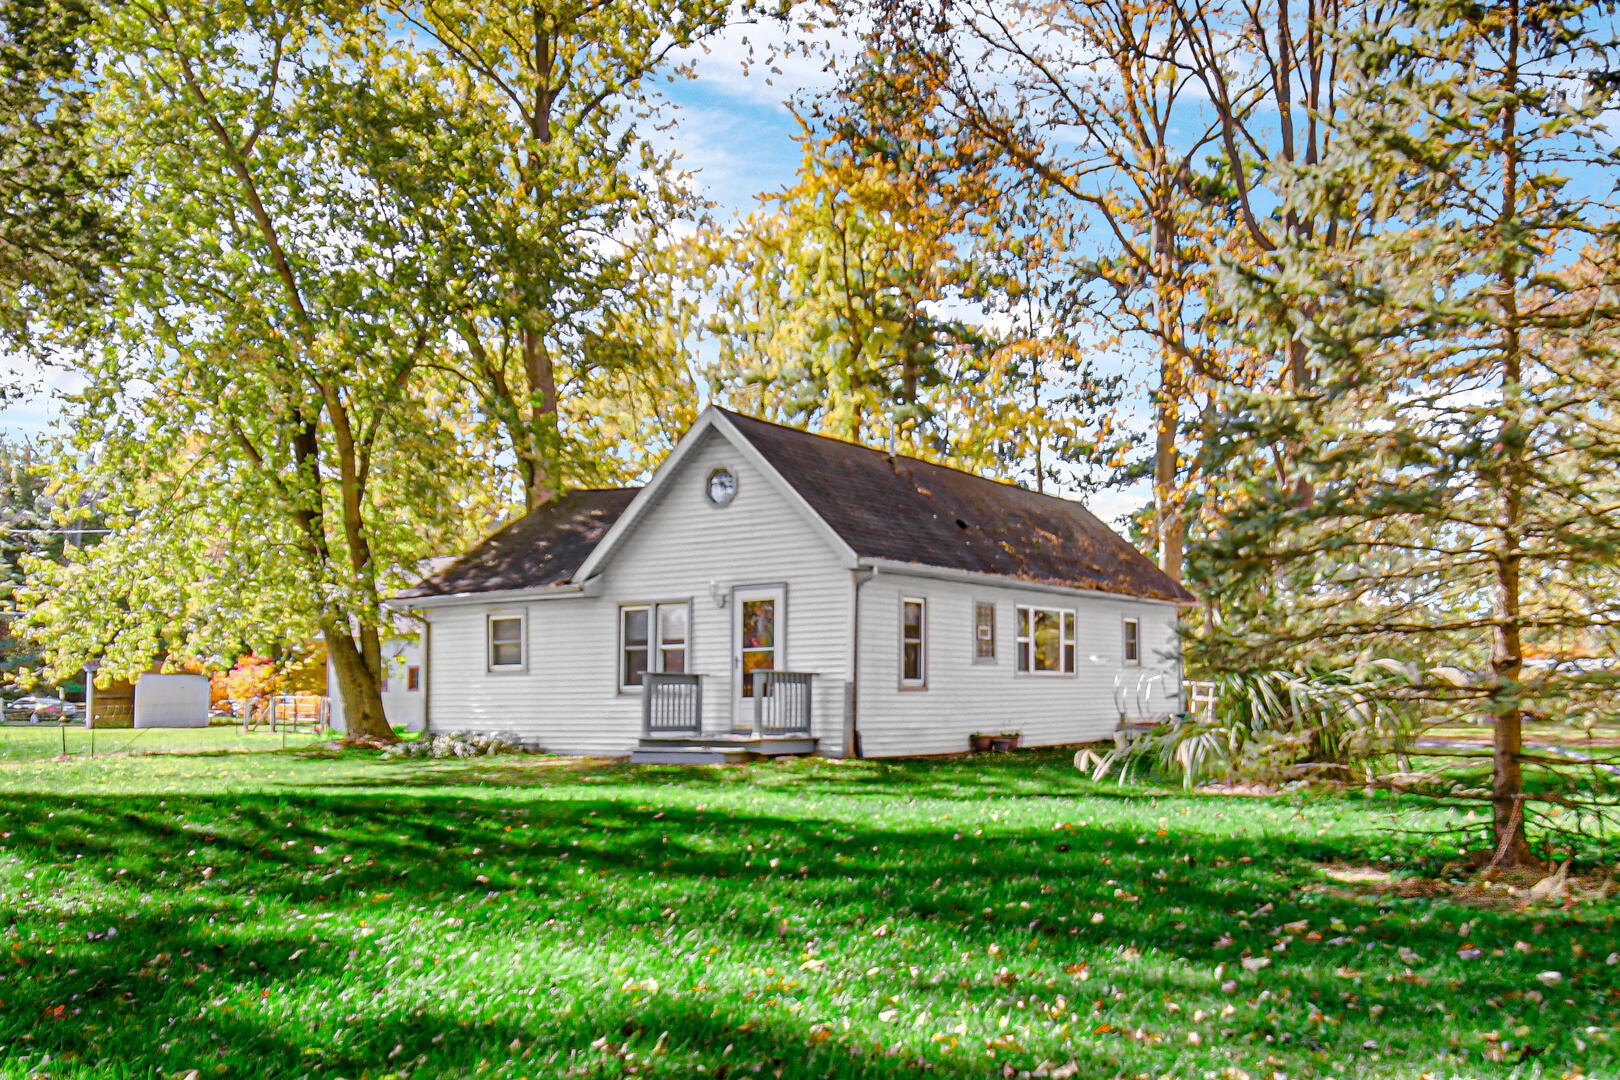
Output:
[1123, 617, 1141, 666]
[620, 601, 691, 689]
[1015, 605, 1076, 674]
[973, 601, 996, 662]
[901, 598, 926, 686]
[488, 614, 525, 670]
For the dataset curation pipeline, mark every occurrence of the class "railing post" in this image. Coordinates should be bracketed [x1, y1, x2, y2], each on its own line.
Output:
[642, 678, 652, 737]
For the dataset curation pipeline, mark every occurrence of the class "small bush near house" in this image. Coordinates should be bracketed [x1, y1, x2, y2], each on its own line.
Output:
[382, 729, 525, 759]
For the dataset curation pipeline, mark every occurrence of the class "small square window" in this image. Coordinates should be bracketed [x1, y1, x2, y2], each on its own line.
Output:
[489, 615, 524, 670]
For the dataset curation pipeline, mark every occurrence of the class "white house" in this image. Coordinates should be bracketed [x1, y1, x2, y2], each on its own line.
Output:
[391, 408, 1195, 761]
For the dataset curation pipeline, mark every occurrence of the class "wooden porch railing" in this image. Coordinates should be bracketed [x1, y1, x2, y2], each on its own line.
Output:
[643, 673, 702, 736]
[641, 671, 814, 738]
[751, 671, 813, 736]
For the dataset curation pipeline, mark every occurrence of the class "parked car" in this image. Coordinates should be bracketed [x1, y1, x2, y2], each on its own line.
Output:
[3, 696, 81, 723]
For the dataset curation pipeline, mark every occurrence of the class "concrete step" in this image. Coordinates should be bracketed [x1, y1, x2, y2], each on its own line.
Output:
[629, 735, 818, 764]
[629, 744, 761, 765]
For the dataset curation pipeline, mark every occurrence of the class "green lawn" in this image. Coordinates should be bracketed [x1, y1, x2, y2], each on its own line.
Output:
[0, 736, 1615, 1079]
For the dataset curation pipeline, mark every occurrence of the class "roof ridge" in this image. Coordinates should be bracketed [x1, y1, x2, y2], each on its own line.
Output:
[714, 407, 1094, 512]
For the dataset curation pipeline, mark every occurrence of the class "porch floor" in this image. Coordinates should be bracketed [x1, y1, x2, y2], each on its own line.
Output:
[630, 733, 818, 764]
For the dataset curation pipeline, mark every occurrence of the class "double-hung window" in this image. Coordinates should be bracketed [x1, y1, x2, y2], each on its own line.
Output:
[1015, 605, 1076, 675]
[1123, 618, 1141, 666]
[620, 601, 691, 689]
[488, 614, 525, 671]
[901, 598, 926, 687]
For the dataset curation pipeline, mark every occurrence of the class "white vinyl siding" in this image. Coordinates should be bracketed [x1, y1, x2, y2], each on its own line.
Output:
[856, 573, 1182, 757]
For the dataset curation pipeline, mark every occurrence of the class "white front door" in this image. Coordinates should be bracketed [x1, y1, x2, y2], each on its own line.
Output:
[731, 585, 785, 732]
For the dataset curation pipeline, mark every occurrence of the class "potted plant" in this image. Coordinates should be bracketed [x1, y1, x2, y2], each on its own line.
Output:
[969, 732, 995, 753]
[971, 732, 1022, 753]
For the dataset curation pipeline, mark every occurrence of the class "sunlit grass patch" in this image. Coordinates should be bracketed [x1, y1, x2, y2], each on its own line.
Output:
[0, 745, 1614, 1078]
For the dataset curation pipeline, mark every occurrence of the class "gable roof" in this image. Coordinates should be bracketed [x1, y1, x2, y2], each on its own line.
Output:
[714, 410, 1194, 603]
[397, 410, 1193, 606]
[395, 488, 637, 600]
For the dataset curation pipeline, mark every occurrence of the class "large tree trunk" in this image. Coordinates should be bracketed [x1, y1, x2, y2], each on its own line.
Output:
[326, 625, 395, 744]
[521, 326, 560, 510]
[1487, 0, 1534, 871]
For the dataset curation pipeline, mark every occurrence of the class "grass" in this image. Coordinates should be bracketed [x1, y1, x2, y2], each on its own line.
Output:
[0, 724, 305, 762]
[0, 733, 1615, 1080]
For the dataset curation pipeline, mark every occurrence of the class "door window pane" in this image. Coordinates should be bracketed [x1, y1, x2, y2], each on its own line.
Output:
[741, 647, 773, 697]
[742, 600, 774, 648]
[741, 599, 775, 697]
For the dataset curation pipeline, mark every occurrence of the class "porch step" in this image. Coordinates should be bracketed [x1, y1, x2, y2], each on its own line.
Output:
[629, 735, 818, 764]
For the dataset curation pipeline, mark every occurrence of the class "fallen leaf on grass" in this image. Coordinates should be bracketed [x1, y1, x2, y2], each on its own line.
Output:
[1240, 956, 1271, 973]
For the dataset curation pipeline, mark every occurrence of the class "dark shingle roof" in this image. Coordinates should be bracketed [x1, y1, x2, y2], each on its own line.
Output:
[395, 488, 638, 599]
[719, 410, 1195, 603]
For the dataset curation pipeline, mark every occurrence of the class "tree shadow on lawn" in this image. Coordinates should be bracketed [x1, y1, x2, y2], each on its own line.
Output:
[1, 788, 1611, 1077]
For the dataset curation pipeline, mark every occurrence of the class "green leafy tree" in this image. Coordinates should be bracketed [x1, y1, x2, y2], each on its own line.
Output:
[17, 0, 497, 742]
[0, 438, 103, 686]
[0, 0, 120, 343]
[1201, 0, 1620, 867]
[374, 0, 735, 509]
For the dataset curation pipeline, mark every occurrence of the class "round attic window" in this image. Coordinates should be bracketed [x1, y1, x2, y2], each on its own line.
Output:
[705, 467, 738, 507]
